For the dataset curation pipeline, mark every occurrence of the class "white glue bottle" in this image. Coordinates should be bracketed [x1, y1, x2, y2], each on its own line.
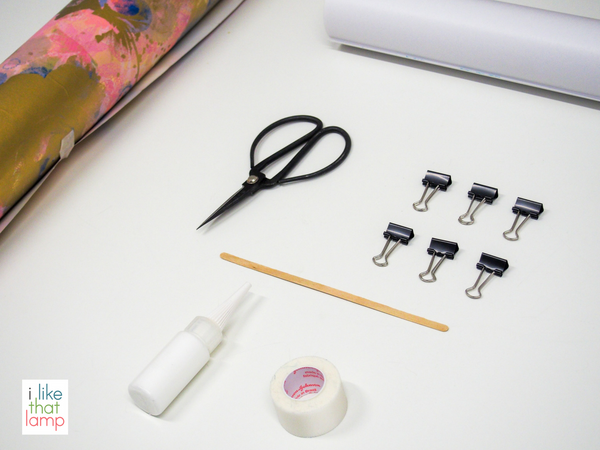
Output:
[128, 282, 251, 416]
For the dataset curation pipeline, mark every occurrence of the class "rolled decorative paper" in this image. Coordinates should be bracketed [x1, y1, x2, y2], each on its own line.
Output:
[0, 0, 220, 220]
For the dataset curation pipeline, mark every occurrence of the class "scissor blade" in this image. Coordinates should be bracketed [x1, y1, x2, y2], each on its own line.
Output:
[197, 187, 251, 229]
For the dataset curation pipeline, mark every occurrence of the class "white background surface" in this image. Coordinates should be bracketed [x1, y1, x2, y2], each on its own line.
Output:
[1, 0, 600, 449]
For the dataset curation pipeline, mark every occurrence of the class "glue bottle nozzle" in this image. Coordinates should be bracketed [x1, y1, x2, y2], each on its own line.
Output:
[207, 282, 251, 330]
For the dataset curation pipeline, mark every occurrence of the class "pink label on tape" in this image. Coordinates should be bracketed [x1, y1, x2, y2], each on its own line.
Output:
[283, 367, 325, 401]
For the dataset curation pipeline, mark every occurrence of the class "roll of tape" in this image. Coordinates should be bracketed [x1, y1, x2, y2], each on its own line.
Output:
[270, 356, 347, 437]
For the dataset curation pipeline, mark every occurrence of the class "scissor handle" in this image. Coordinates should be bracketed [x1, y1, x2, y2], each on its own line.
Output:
[250, 116, 351, 186]
[250, 115, 323, 170]
[274, 126, 351, 185]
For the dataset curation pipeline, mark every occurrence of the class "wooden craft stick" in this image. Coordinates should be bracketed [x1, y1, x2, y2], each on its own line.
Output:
[220, 253, 449, 332]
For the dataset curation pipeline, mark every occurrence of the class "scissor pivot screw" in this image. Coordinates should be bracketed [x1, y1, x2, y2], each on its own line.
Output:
[246, 175, 259, 184]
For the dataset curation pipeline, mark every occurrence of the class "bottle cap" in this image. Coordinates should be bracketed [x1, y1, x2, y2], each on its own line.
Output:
[185, 282, 251, 352]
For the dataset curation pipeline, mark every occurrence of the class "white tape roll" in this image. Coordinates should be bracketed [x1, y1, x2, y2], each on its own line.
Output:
[270, 356, 347, 437]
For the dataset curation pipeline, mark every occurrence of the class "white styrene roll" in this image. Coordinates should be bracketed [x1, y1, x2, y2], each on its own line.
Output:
[270, 356, 348, 438]
[324, 0, 600, 101]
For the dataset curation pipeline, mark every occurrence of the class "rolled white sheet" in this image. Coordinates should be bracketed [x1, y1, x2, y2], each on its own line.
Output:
[324, 0, 600, 101]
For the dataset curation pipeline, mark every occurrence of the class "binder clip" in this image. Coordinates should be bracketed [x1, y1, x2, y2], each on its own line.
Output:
[412, 170, 452, 212]
[503, 197, 544, 241]
[418, 238, 459, 283]
[458, 183, 499, 225]
[465, 253, 509, 299]
[372, 223, 414, 267]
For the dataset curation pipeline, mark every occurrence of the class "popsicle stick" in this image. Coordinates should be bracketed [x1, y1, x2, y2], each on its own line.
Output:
[220, 253, 449, 332]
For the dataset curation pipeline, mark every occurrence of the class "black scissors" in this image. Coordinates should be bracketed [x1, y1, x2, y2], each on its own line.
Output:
[198, 115, 351, 229]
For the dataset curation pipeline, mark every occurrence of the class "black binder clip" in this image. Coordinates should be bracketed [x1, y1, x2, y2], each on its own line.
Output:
[465, 253, 509, 299]
[418, 238, 459, 283]
[458, 183, 499, 225]
[412, 170, 452, 212]
[372, 223, 414, 267]
[503, 197, 544, 241]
